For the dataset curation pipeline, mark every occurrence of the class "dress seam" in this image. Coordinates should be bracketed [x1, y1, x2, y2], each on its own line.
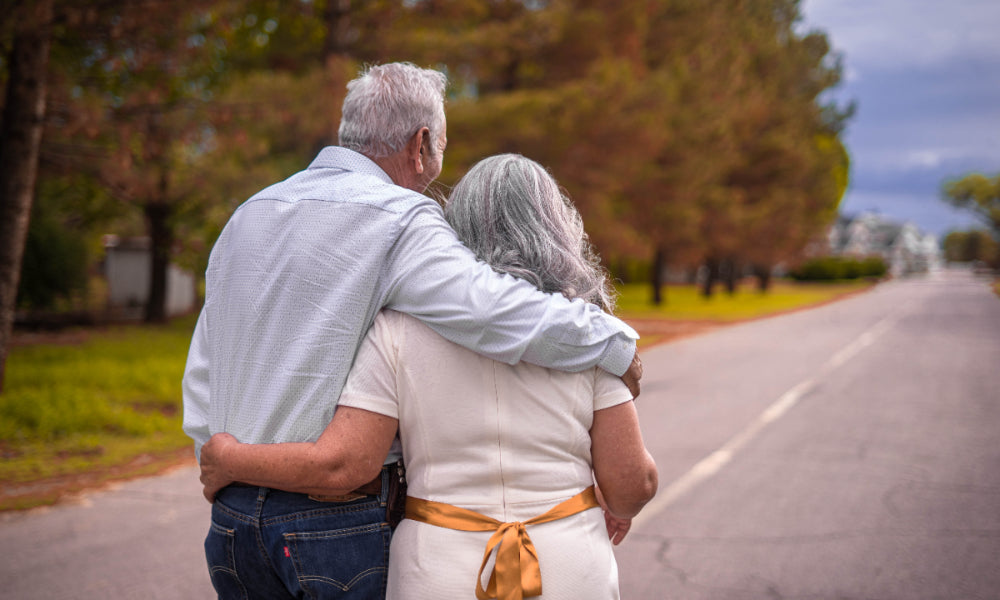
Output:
[492, 361, 507, 519]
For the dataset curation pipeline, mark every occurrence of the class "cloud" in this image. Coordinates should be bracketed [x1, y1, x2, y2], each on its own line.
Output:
[902, 150, 944, 170]
[798, 1, 999, 235]
[801, 0, 1000, 70]
[840, 60, 1000, 174]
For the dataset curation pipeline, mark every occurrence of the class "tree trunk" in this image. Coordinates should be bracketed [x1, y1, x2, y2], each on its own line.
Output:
[651, 247, 666, 305]
[144, 200, 172, 323]
[615, 257, 629, 284]
[323, 0, 353, 60]
[723, 257, 738, 295]
[754, 264, 772, 293]
[0, 0, 53, 393]
[321, 0, 354, 147]
[701, 257, 719, 298]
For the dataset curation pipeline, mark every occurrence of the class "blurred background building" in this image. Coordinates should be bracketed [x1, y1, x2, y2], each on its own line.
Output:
[102, 235, 197, 320]
[828, 213, 942, 277]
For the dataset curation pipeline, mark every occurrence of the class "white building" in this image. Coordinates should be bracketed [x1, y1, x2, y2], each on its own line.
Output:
[828, 213, 942, 277]
[102, 235, 196, 318]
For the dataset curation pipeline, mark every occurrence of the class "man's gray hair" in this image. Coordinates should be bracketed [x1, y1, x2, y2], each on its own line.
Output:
[446, 154, 616, 311]
[338, 62, 447, 159]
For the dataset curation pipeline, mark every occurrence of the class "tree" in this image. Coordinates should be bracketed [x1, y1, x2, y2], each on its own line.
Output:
[942, 172, 1000, 239]
[942, 229, 999, 266]
[41, 0, 232, 322]
[15, 179, 92, 312]
[11, 0, 857, 339]
[437, 0, 851, 303]
[0, 0, 54, 392]
[714, 0, 850, 295]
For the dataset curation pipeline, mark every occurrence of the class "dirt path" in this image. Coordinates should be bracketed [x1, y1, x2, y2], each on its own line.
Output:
[1, 447, 196, 512]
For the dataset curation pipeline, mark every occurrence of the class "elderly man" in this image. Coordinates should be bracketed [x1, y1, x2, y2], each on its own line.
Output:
[182, 62, 640, 600]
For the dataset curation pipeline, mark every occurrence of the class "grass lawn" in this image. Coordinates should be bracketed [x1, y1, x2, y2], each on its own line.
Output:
[616, 280, 873, 347]
[0, 315, 198, 510]
[616, 280, 873, 321]
[0, 278, 876, 510]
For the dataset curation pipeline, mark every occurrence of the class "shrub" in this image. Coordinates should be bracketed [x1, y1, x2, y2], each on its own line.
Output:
[16, 205, 89, 310]
[790, 256, 886, 281]
[860, 256, 888, 278]
[790, 256, 841, 281]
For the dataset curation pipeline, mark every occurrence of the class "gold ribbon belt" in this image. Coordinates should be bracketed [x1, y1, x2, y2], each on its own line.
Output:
[404, 486, 599, 600]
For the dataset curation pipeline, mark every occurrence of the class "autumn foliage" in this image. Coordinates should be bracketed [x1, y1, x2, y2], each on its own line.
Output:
[7, 0, 852, 318]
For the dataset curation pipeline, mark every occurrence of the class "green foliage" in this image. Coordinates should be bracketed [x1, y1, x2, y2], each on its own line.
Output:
[859, 257, 890, 279]
[16, 203, 89, 311]
[942, 229, 1000, 266]
[15, 172, 125, 311]
[788, 256, 887, 281]
[942, 172, 1000, 236]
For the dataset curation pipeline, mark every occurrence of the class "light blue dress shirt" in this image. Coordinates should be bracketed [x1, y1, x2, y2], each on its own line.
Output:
[182, 147, 638, 459]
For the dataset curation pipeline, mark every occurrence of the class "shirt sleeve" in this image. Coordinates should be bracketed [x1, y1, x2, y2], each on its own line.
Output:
[181, 308, 211, 461]
[383, 203, 638, 376]
[337, 311, 401, 419]
[593, 367, 635, 411]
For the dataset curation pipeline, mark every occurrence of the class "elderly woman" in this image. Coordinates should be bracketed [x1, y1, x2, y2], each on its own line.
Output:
[200, 154, 658, 600]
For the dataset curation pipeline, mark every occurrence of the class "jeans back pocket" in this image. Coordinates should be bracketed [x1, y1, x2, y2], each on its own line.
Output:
[205, 520, 248, 599]
[283, 522, 390, 599]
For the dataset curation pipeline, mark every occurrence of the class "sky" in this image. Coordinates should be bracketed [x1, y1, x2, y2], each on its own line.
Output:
[799, 0, 1000, 236]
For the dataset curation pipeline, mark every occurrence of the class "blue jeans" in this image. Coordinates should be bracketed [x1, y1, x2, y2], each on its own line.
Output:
[205, 467, 392, 599]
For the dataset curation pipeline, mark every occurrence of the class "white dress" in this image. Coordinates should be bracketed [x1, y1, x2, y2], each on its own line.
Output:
[338, 310, 633, 599]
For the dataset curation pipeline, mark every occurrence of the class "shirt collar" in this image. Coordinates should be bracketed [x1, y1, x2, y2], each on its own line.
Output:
[308, 146, 394, 185]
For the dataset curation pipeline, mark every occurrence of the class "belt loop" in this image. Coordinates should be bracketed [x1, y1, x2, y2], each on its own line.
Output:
[385, 460, 407, 528]
[255, 486, 267, 521]
[380, 464, 391, 505]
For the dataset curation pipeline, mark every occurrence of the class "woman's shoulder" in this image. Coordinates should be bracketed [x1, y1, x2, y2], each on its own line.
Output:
[592, 365, 633, 410]
[376, 309, 470, 356]
[377, 308, 434, 334]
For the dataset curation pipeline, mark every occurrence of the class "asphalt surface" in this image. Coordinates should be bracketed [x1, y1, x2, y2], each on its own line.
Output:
[616, 268, 1000, 599]
[0, 462, 212, 599]
[1, 268, 997, 599]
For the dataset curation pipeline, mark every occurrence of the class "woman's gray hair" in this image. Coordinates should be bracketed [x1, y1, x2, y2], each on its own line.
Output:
[338, 63, 447, 159]
[446, 154, 616, 311]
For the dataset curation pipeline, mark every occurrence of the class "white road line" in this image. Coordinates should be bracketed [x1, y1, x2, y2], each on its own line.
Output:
[633, 309, 904, 529]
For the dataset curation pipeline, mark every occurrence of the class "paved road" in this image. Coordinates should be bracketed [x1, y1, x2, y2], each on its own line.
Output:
[616, 268, 1000, 599]
[1, 269, 997, 599]
[0, 462, 213, 599]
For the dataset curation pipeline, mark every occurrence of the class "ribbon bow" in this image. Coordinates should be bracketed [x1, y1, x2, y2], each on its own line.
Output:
[405, 487, 599, 600]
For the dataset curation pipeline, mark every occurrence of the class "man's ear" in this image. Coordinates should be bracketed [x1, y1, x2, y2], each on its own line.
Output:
[406, 127, 430, 174]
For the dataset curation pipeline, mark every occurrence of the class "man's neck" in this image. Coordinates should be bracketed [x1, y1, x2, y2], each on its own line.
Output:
[372, 152, 426, 193]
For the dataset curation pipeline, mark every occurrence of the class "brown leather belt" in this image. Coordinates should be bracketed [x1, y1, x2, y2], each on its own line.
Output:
[308, 471, 382, 503]
[229, 465, 388, 503]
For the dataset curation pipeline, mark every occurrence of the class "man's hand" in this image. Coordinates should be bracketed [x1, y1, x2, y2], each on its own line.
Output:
[199, 432, 239, 503]
[620, 351, 642, 399]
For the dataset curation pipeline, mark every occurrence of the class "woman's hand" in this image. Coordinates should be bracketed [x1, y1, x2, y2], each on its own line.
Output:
[603, 511, 633, 545]
[199, 432, 239, 503]
[595, 483, 633, 545]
